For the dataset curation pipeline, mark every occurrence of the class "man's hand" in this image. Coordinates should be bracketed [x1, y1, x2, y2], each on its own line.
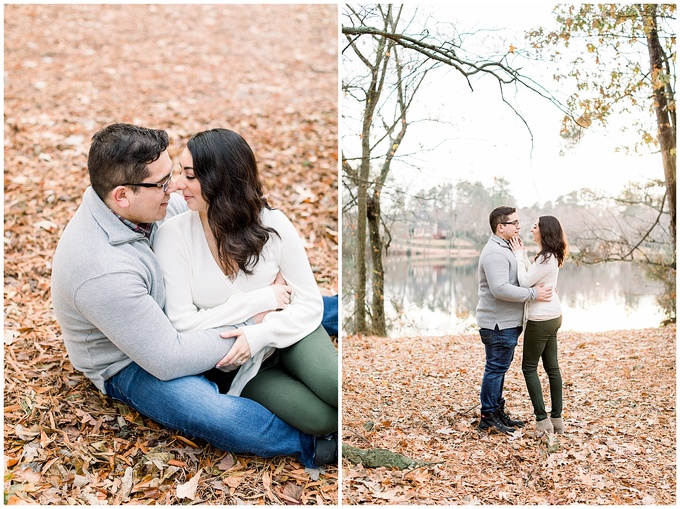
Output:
[272, 284, 292, 310]
[535, 282, 553, 302]
[216, 329, 252, 369]
[272, 270, 293, 311]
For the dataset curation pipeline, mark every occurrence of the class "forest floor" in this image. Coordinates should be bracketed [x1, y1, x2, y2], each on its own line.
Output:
[4, 4, 338, 504]
[342, 326, 676, 505]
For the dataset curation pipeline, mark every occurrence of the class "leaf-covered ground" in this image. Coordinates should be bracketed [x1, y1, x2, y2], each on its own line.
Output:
[342, 326, 676, 505]
[5, 4, 338, 504]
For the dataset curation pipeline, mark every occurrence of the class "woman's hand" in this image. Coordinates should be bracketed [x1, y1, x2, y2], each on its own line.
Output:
[508, 235, 524, 252]
[217, 329, 252, 368]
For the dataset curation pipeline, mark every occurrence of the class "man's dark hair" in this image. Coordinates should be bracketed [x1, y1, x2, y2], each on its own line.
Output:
[88, 123, 169, 200]
[489, 206, 516, 234]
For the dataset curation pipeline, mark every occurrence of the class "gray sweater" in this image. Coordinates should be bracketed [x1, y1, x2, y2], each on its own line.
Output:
[51, 187, 236, 394]
[476, 234, 537, 330]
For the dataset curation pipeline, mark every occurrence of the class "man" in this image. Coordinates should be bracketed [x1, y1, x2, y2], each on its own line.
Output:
[51, 123, 336, 467]
[476, 206, 552, 434]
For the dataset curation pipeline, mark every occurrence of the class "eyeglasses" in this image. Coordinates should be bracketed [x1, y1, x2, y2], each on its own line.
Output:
[121, 164, 177, 193]
[500, 220, 520, 227]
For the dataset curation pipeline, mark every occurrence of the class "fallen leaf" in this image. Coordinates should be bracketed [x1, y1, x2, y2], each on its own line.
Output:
[176, 468, 202, 501]
[217, 454, 235, 471]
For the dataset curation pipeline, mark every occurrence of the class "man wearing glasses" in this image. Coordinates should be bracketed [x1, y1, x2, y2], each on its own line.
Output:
[475, 206, 553, 434]
[51, 123, 336, 468]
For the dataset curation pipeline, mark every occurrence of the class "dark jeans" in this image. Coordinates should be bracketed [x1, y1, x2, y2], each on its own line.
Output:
[522, 316, 563, 421]
[105, 362, 315, 467]
[479, 325, 522, 415]
[321, 295, 338, 337]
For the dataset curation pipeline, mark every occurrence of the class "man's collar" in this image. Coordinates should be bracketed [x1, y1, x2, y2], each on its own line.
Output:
[84, 187, 153, 245]
[112, 211, 153, 239]
[490, 234, 511, 248]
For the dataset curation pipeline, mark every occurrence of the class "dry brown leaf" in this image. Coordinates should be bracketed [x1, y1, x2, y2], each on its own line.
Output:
[342, 326, 676, 504]
[176, 468, 202, 501]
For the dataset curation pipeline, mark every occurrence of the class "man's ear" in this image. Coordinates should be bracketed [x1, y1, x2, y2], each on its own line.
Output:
[110, 186, 131, 209]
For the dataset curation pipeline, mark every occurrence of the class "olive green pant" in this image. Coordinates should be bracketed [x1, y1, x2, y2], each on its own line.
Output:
[240, 325, 338, 436]
[522, 316, 563, 422]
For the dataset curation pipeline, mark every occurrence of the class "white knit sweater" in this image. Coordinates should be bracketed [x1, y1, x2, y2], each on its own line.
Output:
[514, 249, 562, 321]
[153, 207, 323, 396]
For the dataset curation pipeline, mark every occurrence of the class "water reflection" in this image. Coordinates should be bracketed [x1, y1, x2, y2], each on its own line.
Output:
[381, 256, 664, 337]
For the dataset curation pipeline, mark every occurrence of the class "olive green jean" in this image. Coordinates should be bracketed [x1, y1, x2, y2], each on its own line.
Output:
[521, 316, 563, 422]
[240, 325, 338, 436]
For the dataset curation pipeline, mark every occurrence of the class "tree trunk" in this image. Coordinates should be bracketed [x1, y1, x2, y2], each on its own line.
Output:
[367, 195, 387, 336]
[355, 159, 368, 332]
[643, 4, 676, 256]
[351, 19, 389, 334]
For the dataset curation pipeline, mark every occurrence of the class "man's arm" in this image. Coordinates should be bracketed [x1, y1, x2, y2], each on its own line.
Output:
[74, 271, 235, 380]
[483, 253, 537, 303]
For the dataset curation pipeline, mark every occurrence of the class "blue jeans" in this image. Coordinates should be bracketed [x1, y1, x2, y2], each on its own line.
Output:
[104, 362, 316, 467]
[322, 295, 338, 336]
[479, 326, 522, 415]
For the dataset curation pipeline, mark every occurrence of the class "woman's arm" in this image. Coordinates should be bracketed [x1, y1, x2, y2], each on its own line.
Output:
[509, 236, 548, 289]
[515, 251, 553, 288]
[228, 209, 323, 357]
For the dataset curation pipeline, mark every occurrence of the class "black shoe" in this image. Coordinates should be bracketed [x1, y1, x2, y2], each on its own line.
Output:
[314, 433, 338, 466]
[478, 410, 516, 434]
[498, 402, 525, 428]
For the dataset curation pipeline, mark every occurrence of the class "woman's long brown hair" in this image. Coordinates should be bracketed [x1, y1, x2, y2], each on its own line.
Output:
[187, 128, 277, 278]
[536, 215, 568, 267]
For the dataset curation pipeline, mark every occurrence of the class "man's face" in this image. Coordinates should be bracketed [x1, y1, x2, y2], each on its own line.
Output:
[496, 212, 521, 241]
[123, 150, 177, 224]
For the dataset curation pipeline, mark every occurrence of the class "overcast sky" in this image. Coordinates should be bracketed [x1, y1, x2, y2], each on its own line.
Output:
[380, 3, 662, 208]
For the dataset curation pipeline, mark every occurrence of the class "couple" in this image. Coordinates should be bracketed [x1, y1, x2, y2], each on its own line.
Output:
[476, 206, 567, 436]
[51, 123, 338, 468]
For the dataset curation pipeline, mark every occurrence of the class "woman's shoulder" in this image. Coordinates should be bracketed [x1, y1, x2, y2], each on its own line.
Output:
[537, 252, 559, 266]
[261, 206, 290, 227]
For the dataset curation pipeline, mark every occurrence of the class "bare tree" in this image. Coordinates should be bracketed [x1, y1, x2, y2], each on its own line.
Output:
[342, 5, 568, 335]
[343, 5, 432, 335]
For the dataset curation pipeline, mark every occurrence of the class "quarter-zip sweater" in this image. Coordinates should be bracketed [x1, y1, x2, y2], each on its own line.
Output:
[51, 187, 236, 394]
[476, 234, 537, 330]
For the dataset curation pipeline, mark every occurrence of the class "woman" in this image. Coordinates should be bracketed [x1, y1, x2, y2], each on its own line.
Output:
[509, 215, 567, 435]
[153, 128, 338, 437]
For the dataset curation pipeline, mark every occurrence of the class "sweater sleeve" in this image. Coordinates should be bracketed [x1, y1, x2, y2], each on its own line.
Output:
[237, 210, 323, 355]
[153, 217, 278, 332]
[73, 271, 235, 381]
[482, 252, 535, 303]
[515, 251, 553, 288]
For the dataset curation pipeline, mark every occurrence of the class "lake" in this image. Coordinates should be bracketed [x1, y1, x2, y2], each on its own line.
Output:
[355, 255, 666, 338]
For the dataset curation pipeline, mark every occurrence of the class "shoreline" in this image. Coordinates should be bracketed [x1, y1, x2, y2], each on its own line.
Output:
[345, 323, 676, 340]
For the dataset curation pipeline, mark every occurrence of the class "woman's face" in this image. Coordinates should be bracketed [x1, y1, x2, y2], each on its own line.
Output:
[530, 220, 541, 245]
[176, 147, 209, 212]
